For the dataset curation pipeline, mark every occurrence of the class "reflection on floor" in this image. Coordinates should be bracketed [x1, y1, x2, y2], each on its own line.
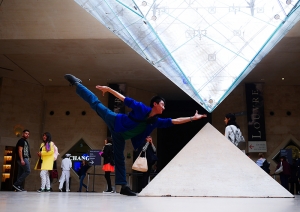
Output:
[0, 191, 299, 212]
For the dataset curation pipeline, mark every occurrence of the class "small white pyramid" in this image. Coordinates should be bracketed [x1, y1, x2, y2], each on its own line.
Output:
[139, 123, 293, 198]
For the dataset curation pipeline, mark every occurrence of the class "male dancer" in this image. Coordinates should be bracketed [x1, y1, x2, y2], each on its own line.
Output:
[64, 74, 207, 196]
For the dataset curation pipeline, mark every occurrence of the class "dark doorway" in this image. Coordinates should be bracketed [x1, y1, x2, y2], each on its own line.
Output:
[156, 100, 211, 172]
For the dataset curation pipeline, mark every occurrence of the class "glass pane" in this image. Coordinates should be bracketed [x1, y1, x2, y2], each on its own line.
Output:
[75, 0, 300, 112]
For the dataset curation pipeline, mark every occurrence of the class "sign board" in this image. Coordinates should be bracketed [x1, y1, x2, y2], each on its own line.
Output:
[248, 141, 267, 152]
[280, 149, 293, 165]
[88, 150, 102, 165]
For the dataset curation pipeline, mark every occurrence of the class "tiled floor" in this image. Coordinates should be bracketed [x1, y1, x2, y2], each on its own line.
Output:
[0, 191, 299, 212]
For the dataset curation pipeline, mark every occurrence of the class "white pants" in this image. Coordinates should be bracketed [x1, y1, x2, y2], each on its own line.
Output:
[59, 170, 70, 191]
[40, 170, 50, 190]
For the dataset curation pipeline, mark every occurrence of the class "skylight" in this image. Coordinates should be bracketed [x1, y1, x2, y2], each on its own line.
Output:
[74, 0, 300, 112]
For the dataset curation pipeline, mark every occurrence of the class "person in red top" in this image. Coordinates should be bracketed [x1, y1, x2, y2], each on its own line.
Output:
[276, 156, 291, 191]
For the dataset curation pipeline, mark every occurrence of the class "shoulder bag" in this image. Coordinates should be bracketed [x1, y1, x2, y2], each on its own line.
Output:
[132, 151, 148, 172]
[275, 162, 283, 174]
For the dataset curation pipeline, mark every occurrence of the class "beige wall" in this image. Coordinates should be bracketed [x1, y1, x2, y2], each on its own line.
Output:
[1, 77, 300, 191]
[0, 78, 44, 190]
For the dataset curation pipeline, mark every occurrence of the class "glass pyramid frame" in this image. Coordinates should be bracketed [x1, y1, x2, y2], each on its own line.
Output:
[74, 0, 300, 112]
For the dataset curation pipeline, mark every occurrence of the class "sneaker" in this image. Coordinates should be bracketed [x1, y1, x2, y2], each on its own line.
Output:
[59, 188, 63, 192]
[45, 189, 51, 192]
[66, 190, 70, 192]
[64, 74, 82, 86]
[120, 186, 136, 196]
[37, 188, 44, 193]
[103, 189, 113, 193]
[21, 188, 27, 192]
[13, 184, 22, 192]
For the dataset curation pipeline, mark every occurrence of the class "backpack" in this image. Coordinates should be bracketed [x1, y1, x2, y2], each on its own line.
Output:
[230, 126, 245, 146]
[261, 160, 270, 174]
[53, 143, 59, 160]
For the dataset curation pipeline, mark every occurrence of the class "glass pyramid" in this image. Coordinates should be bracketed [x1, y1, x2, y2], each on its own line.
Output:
[74, 0, 300, 112]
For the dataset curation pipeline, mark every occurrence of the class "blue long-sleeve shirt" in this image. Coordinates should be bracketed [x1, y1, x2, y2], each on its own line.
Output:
[114, 97, 173, 149]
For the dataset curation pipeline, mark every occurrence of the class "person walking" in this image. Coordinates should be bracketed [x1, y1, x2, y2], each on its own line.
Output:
[64, 74, 207, 196]
[34, 132, 55, 192]
[77, 159, 91, 192]
[59, 153, 72, 192]
[224, 113, 243, 147]
[100, 137, 115, 193]
[13, 129, 31, 192]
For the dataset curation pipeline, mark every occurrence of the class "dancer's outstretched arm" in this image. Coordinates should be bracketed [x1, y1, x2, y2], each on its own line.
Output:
[96, 85, 125, 101]
[171, 110, 207, 124]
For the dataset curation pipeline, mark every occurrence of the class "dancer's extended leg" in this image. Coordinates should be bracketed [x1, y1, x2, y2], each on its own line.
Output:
[76, 83, 116, 130]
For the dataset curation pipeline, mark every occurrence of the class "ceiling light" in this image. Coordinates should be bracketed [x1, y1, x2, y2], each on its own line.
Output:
[282, 78, 285, 80]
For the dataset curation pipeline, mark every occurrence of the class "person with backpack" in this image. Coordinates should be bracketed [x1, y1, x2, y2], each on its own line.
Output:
[256, 153, 270, 174]
[224, 113, 244, 147]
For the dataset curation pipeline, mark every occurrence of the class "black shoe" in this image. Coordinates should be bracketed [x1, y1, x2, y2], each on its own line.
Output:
[13, 184, 22, 192]
[64, 74, 82, 86]
[120, 186, 136, 196]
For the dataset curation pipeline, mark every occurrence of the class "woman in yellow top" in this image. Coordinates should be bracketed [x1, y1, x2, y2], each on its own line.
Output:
[34, 132, 55, 192]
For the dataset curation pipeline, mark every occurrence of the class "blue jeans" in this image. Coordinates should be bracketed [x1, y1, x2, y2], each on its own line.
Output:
[76, 84, 126, 185]
[15, 158, 31, 186]
[79, 174, 87, 191]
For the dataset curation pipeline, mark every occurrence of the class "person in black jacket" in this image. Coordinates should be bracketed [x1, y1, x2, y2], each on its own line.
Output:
[100, 137, 115, 193]
[77, 159, 91, 192]
[136, 136, 158, 189]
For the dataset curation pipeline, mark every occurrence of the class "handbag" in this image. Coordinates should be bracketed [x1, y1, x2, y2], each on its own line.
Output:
[275, 162, 283, 174]
[50, 170, 58, 179]
[132, 151, 148, 172]
[35, 157, 42, 170]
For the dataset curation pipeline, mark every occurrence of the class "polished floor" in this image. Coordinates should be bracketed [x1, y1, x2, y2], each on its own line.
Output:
[0, 191, 299, 212]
